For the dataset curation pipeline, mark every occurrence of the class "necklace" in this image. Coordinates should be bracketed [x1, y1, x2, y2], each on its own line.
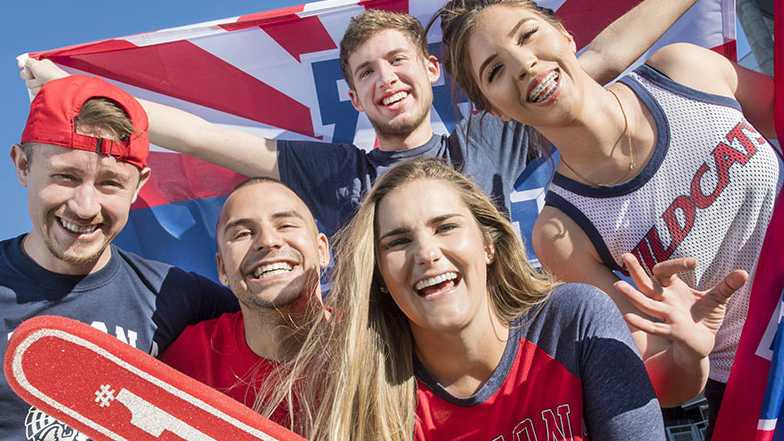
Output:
[560, 87, 635, 188]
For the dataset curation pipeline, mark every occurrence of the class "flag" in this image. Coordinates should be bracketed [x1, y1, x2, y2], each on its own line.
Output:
[713, 4, 783, 440]
[25, 0, 737, 280]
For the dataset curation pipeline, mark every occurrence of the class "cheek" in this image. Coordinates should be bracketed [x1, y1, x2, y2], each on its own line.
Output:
[378, 251, 407, 287]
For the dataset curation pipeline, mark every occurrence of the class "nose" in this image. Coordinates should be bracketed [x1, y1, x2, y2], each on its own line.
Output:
[513, 48, 537, 81]
[254, 227, 283, 251]
[66, 184, 101, 220]
[414, 236, 442, 266]
[376, 61, 399, 88]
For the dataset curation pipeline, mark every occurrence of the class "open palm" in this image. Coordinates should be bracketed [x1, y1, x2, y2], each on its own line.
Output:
[614, 253, 747, 359]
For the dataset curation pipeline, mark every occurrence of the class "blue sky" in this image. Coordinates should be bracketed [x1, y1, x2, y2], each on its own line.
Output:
[0, 0, 300, 239]
[0, 1, 752, 239]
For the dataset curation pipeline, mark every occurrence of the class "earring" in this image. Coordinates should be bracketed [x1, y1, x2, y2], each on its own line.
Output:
[379, 284, 389, 294]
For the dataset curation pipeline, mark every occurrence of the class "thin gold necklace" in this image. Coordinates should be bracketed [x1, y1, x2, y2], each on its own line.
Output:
[560, 88, 635, 188]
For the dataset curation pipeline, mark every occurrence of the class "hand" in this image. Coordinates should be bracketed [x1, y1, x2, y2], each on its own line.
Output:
[614, 253, 747, 360]
[19, 58, 69, 97]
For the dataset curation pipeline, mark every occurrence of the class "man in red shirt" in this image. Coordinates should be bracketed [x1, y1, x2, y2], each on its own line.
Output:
[161, 177, 329, 425]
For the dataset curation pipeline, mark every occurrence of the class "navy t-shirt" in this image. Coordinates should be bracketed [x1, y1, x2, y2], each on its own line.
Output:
[278, 113, 531, 235]
[0, 235, 238, 441]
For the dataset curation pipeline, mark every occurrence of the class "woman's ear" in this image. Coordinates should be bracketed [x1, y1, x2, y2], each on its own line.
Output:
[485, 242, 496, 265]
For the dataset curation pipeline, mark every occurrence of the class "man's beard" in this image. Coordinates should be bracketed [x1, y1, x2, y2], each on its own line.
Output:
[368, 105, 430, 142]
[44, 234, 108, 268]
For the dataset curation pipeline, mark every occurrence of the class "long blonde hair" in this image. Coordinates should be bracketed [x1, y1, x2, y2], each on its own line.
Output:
[268, 158, 557, 440]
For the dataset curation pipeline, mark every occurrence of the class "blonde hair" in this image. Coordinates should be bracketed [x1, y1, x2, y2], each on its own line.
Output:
[436, 0, 560, 113]
[268, 158, 557, 440]
[340, 9, 430, 90]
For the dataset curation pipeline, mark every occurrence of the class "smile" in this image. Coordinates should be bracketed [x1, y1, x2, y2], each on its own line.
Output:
[58, 218, 99, 235]
[381, 90, 409, 106]
[414, 271, 460, 297]
[527, 70, 560, 103]
[251, 261, 294, 279]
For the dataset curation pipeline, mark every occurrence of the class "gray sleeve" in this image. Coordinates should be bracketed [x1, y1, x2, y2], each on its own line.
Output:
[567, 285, 665, 440]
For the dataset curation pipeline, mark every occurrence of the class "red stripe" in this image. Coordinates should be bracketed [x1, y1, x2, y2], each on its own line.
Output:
[40, 40, 316, 138]
[133, 152, 246, 210]
[776, 0, 783, 141]
[359, 0, 408, 13]
[555, 0, 635, 50]
[711, 39, 738, 61]
[222, 6, 336, 61]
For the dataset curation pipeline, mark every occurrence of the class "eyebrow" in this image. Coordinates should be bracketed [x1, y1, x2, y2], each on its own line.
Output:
[353, 48, 409, 78]
[477, 17, 535, 81]
[222, 210, 306, 234]
[378, 213, 464, 241]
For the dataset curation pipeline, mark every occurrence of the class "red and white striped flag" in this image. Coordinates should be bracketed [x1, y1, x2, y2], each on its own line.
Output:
[24, 0, 737, 280]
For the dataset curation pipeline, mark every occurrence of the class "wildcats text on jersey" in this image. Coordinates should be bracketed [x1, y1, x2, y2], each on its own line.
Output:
[631, 121, 765, 270]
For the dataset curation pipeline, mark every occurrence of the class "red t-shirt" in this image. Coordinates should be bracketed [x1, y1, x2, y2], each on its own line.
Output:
[161, 311, 289, 426]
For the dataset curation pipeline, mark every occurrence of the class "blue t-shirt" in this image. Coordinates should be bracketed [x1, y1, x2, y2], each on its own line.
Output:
[0, 235, 238, 441]
[278, 113, 531, 235]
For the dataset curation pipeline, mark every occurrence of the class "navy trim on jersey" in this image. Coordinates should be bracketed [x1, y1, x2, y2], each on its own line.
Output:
[635, 64, 743, 112]
[543, 192, 624, 273]
[551, 72, 670, 199]
[414, 317, 524, 406]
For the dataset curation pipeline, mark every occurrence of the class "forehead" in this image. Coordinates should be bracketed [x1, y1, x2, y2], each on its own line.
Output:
[376, 179, 469, 229]
[348, 29, 421, 68]
[220, 182, 314, 226]
[32, 143, 139, 179]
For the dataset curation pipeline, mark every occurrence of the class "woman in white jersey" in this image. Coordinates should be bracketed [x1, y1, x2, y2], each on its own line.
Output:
[436, 0, 781, 431]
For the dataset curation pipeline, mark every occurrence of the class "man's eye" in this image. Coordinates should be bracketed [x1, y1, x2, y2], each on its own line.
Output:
[233, 230, 251, 239]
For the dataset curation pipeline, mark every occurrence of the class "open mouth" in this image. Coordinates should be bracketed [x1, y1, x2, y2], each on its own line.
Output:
[381, 90, 409, 106]
[57, 218, 100, 235]
[250, 261, 295, 280]
[414, 271, 461, 297]
[527, 70, 560, 104]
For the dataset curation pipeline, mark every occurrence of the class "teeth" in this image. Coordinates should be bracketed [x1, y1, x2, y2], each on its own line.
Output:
[60, 219, 98, 234]
[415, 272, 458, 291]
[382, 91, 408, 106]
[528, 71, 559, 103]
[253, 262, 293, 278]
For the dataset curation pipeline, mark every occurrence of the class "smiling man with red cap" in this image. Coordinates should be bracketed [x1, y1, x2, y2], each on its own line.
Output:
[0, 75, 238, 441]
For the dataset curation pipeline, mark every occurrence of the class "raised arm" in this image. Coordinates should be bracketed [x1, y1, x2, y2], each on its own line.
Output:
[22, 58, 281, 178]
[577, 0, 697, 84]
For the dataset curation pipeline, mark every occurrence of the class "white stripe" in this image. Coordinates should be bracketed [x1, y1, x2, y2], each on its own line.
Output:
[758, 419, 777, 431]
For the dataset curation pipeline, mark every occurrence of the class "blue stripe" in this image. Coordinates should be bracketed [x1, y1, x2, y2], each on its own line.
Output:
[635, 64, 743, 112]
[544, 192, 623, 272]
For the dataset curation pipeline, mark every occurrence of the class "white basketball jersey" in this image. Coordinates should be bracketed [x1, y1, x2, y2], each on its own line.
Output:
[546, 65, 783, 383]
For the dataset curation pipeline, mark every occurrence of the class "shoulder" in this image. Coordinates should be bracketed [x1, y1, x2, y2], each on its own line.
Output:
[645, 43, 735, 97]
[162, 312, 239, 359]
[546, 283, 617, 317]
[277, 139, 364, 158]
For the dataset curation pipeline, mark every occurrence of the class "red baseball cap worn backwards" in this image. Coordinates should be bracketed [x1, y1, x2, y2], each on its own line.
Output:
[20, 75, 149, 169]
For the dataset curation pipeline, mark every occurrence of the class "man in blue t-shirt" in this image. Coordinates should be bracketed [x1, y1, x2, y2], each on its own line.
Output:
[0, 75, 237, 441]
[23, 1, 700, 235]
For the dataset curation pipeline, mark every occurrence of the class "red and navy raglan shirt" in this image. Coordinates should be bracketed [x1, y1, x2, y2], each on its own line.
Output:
[414, 283, 664, 441]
